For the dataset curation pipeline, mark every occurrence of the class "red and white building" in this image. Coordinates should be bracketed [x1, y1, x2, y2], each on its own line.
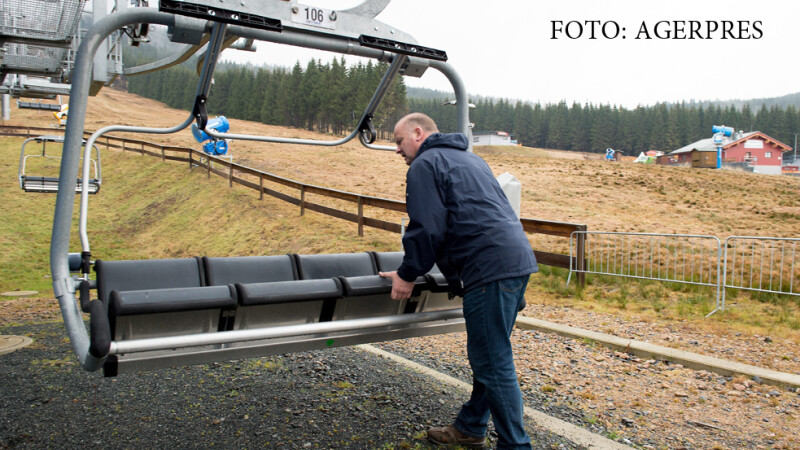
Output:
[659, 131, 793, 175]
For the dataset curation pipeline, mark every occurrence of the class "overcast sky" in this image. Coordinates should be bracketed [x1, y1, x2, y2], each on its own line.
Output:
[221, 0, 800, 109]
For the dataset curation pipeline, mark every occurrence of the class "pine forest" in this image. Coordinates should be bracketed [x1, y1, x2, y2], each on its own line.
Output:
[126, 55, 800, 155]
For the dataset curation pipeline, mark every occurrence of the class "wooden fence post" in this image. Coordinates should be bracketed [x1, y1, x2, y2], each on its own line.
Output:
[228, 163, 233, 187]
[259, 173, 264, 200]
[357, 197, 364, 237]
[300, 186, 306, 216]
[160, 146, 165, 161]
[140, 143, 144, 155]
[577, 226, 587, 287]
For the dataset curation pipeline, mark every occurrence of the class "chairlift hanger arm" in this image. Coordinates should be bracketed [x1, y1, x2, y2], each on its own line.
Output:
[52, 8, 178, 372]
[202, 53, 408, 148]
[191, 22, 228, 130]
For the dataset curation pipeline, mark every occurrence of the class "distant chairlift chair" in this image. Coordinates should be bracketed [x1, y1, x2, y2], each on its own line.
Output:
[18, 135, 101, 194]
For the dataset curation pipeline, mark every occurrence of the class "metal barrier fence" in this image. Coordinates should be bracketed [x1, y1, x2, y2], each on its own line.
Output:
[568, 232, 800, 316]
[722, 236, 800, 309]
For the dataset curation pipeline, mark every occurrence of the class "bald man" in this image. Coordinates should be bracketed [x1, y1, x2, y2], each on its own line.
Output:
[380, 113, 538, 449]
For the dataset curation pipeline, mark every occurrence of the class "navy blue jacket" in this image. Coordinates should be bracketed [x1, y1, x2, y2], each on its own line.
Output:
[396, 132, 538, 294]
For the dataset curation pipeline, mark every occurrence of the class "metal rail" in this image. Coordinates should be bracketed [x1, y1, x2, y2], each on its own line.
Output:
[111, 308, 463, 354]
[568, 232, 800, 317]
[568, 231, 723, 314]
[722, 236, 800, 310]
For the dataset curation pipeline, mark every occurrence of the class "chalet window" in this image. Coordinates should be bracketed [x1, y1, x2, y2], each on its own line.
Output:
[765, 151, 772, 159]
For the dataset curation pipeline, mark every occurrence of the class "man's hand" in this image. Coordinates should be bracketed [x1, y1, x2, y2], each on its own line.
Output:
[378, 271, 414, 301]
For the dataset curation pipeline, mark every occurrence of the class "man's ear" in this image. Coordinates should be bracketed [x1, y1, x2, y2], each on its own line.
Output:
[413, 126, 424, 142]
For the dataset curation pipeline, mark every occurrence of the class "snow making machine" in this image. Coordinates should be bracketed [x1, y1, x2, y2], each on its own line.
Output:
[48, 0, 474, 376]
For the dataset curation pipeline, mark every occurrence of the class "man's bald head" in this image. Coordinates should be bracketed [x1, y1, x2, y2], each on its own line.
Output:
[396, 113, 439, 135]
[393, 113, 440, 165]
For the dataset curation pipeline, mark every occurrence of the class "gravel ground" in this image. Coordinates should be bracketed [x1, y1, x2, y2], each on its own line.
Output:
[376, 303, 800, 450]
[0, 321, 578, 449]
[4, 298, 800, 449]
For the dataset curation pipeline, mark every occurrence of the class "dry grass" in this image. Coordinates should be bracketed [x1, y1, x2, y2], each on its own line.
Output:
[7, 89, 800, 237]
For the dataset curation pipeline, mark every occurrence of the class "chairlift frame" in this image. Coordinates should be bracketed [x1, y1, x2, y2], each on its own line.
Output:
[51, 3, 473, 375]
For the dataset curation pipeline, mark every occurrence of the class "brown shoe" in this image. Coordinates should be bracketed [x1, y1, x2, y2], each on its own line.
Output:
[427, 425, 486, 448]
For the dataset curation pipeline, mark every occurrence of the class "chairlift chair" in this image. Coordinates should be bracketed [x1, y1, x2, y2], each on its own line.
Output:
[50, 0, 473, 376]
[18, 135, 101, 194]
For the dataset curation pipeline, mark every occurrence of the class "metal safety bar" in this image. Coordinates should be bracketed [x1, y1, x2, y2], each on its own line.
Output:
[201, 18, 471, 148]
[111, 308, 462, 355]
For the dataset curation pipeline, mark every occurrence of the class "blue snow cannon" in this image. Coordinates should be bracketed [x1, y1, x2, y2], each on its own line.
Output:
[192, 116, 230, 156]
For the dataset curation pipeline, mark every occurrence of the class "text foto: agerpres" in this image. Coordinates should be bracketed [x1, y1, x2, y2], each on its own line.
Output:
[551, 20, 763, 40]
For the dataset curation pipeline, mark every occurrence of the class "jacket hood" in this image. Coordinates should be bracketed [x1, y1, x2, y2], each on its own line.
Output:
[417, 132, 469, 157]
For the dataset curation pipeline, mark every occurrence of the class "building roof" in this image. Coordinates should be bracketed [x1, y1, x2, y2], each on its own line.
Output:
[671, 131, 793, 155]
[473, 131, 510, 137]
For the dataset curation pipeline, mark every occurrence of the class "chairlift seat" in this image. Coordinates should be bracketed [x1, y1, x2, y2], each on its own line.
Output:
[204, 255, 332, 330]
[203, 255, 297, 285]
[295, 252, 378, 279]
[20, 176, 100, 194]
[95, 257, 207, 303]
[296, 252, 406, 320]
[89, 252, 465, 376]
[236, 279, 342, 306]
[94, 258, 236, 342]
[372, 251, 458, 311]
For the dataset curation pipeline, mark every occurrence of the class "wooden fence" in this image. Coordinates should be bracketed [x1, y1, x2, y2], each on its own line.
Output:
[2, 125, 586, 279]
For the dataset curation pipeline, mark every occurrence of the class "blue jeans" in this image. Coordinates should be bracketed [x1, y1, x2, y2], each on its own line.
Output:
[454, 275, 531, 450]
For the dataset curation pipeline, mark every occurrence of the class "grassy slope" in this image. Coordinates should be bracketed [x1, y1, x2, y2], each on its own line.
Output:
[2, 89, 800, 340]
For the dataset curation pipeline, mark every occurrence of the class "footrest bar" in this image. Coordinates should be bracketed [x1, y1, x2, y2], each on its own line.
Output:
[111, 308, 463, 354]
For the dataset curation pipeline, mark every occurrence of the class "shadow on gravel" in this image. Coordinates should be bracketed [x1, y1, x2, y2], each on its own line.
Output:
[0, 323, 577, 449]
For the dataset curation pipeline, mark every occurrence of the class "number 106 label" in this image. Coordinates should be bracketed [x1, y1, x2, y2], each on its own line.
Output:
[292, 4, 336, 30]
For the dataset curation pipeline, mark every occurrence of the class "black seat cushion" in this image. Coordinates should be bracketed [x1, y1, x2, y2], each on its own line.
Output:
[203, 255, 297, 286]
[373, 252, 405, 272]
[295, 253, 377, 279]
[236, 279, 342, 306]
[340, 275, 430, 297]
[110, 285, 237, 316]
[95, 258, 205, 303]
